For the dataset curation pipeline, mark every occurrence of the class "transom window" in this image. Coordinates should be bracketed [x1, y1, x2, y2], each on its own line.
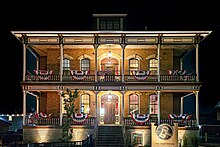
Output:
[149, 94, 158, 114]
[81, 58, 90, 71]
[149, 58, 158, 74]
[129, 58, 139, 75]
[129, 94, 139, 114]
[81, 94, 90, 114]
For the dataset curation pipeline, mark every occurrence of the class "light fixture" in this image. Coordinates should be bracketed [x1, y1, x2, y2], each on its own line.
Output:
[108, 51, 112, 59]
[108, 93, 112, 101]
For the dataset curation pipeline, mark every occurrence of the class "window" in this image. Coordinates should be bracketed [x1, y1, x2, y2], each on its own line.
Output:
[149, 94, 158, 114]
[129, 58, 139, 75]
[63, 58, 70, 75]
[149, 58, 158, 74]
[81, 94, 90, 114]
[132, 133, 143, 146]
[81, 58, 90, 71]
[129, 94, 139, 114]
[99, 18, 120, 30]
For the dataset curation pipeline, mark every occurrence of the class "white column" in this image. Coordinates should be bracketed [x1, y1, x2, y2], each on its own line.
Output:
[180, 97, 184, 114]
[23, 44, 26, 81]
[22, 90, 27, 125]
[157, 44, 161, 82]
[195, 91, 199, 126]
[36, 58, 39, 71]
[59, 91, 63, 126]
[60, 43, 63, 82]
[121, 44, 125, 82]
[94, 44, 98, 82]
[95, 91, 99, 124]
[157, 91, 161, 124]
[121, 91, 125, 117]
[195, 43, 199, 82]
[36, 96, 39, 114]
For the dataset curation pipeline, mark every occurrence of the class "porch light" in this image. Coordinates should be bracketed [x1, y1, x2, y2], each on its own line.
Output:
[108, 93, 112, 101]
[108, 51, 112, 59]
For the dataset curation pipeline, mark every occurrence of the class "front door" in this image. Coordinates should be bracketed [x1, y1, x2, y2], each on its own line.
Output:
[101, 94, 118, 124]
[104, 102, 115, 124]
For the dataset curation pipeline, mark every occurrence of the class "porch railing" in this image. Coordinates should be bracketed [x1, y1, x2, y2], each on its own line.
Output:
[25, 117, 96, 126]
[124, 117, 197, 127]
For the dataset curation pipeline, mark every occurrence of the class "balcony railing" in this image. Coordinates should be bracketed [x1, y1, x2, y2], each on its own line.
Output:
[25, 69, 196, 82]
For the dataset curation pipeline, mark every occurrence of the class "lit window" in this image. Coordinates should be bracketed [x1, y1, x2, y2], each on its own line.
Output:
[149, 58, 158, 74]
[63, 58, 70, 75]
[149, 94, 158, 114]
[129, 94, 139, 114]
[81, 94, 90, 114]
[129, 58, 139, 75]
[132, 133, 143, 146]
[81, 58, 90, 71]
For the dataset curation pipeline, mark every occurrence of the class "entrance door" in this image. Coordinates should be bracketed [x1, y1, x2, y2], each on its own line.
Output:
[104, 102, 115, 124]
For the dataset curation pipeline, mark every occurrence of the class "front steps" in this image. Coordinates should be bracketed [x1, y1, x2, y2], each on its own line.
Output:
[96, 125, 125, 147]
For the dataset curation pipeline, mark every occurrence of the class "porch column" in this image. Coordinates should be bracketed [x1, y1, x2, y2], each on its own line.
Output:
[195, 43, 199, 82]
[195, 91, 199, 126]
[36, 96, 39, 114]
[180, 97, 184, 114]
[95, 91, 99, 123]
[59, 91, 63, 126]
[23, 44, 26, 81]
[60, 43, 64, 82]
[121, 44, 126, 82]
[36, 58, 39, 71]
[22, 90, 27, 125]
[94, 44, 99, 82]
[121, 91, 125, 117]
[157, 91, 161, 124]
[157, 43, 161, 82]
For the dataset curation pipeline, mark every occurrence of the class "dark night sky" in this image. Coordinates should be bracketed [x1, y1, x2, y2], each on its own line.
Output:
[1, 0, 219, 114]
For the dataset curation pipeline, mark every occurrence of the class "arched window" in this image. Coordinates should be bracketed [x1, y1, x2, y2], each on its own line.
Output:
[149, 58, 158, 74]
[129, 94, 139, 114]
[81, 94, 90, 114]
[63, 58, 70, 75]
[81, 58, 90, 71]
[129, 58, 139, 75]
[149, 94, 158, 114]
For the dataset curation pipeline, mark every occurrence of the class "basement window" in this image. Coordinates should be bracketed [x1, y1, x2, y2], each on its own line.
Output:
[131, 132, 143, 146]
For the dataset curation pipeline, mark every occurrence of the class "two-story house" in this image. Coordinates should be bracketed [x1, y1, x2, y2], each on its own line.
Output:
[11, 14, 212, 146]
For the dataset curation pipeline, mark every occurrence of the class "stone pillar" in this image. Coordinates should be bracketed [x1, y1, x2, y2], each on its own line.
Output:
[195, 91, 199, 126]
[195, 43, 199, 82]
[121, 44, 126, 82]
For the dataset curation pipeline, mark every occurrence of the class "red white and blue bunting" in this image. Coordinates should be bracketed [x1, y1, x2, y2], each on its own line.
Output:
[131, 113, 151, 125]
[71, 113, 88, 123]
[132, 70, 151, 80]
[71, 70, 89, 80]
[34, 70, 54, 80]
[168, 114, 191, 122]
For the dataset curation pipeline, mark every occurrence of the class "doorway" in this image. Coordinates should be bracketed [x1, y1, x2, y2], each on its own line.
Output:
[100, 94, 119, 124]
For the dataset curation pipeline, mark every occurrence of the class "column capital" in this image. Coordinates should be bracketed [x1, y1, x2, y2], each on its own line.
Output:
[94, 44, 99, 49]
[94, 91, 99, 94]
[59, 36, 64, 44]
[120, 44, 126, 49]
[120, 91, 126, 94]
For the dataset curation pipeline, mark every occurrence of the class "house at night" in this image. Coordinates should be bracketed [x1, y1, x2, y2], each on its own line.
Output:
[11, 14, 212, 146]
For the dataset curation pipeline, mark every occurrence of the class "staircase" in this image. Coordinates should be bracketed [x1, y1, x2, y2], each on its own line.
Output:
[96, 125, 125, 147]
